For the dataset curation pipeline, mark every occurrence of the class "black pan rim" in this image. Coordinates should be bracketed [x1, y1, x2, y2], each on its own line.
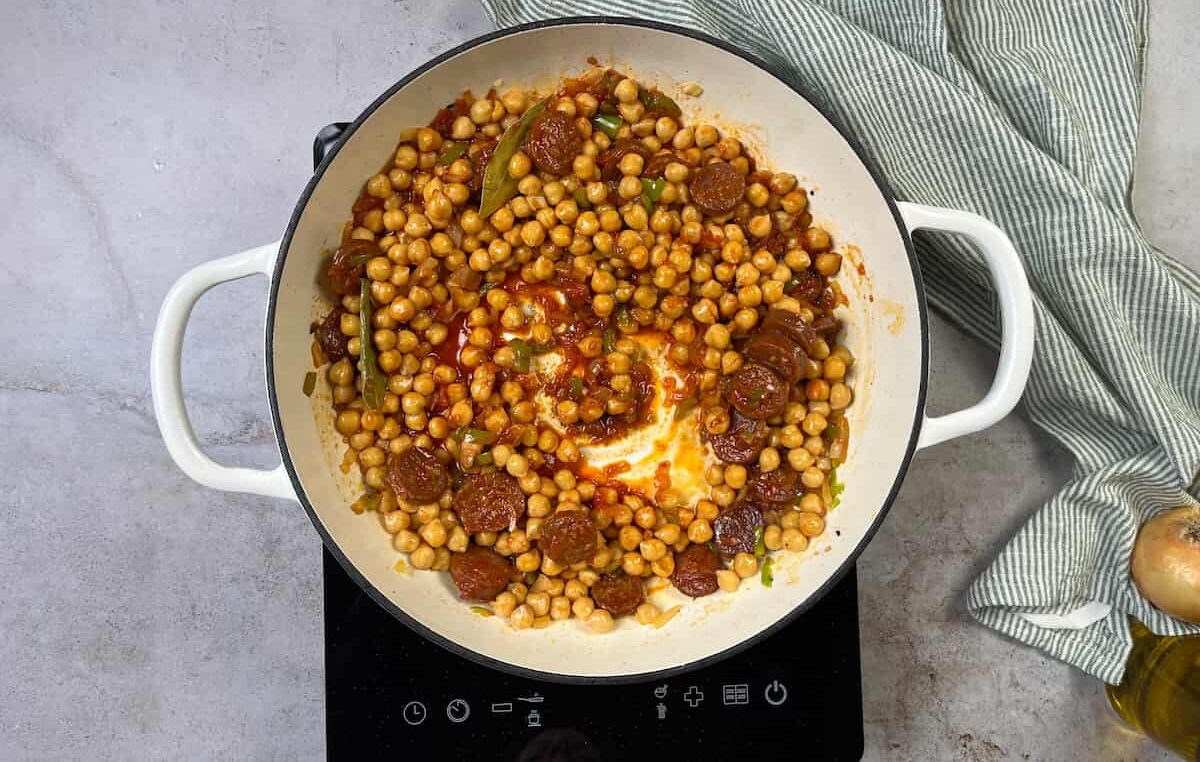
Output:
[265, 15, 930, 686]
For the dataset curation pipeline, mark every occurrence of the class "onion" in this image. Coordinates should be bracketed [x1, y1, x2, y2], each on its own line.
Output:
[1131, 506, 1200, 624]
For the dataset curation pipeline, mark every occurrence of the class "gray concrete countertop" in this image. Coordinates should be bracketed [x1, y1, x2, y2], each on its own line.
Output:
[1, 2, 1195, 760]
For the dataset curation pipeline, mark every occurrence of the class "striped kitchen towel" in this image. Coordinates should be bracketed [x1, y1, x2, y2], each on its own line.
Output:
[479, 0, 1200, 682]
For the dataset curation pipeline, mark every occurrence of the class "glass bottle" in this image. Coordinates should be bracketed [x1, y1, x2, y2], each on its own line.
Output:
[1106, 619, 1200, 760]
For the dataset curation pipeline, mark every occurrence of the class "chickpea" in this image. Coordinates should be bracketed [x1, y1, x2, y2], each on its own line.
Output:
[618, 152, 645, 176]
[510, 604, 534, 630]
[586, 609, 614, 633]
[506, 453, 530, 478]
[787, 447, 816, 472]
[409, 544, 436, 570]
[450, 115, 475, 140]
[691, 298, 718, 324]
[704, 323, 731, 349]
[335, 410, 361, 435]
[695, 124, 719, 148]
[759, 525, 783, 552]
[590, 269, 617, 294]
[806, 378, 831, 401]
[393, 528, 421, 553]
[572, 597, 595, 620]
[376, 501, 409, 532]
[359, 444, 386, 468]
[500, 89, 526, 115]
[687, 518, 713, 544]
[724, 464, 747, 490]
[829, 383, 853, 410]
[525, 591, 551, 617]
[634, 505, 657, 530]
[732, 552, 758, 579]
[328, 358, 355, 387]
[394, 144, 419, 170]
[716, 569, 740, 592]
[802, 412, 828, 436]
[419, 518, 448, 549]
[622, 552, 646, 576]
[631, 602, 660, 626]
[747, 214, 773, 238]
[550, 596, 572, 620]
[639, 538, 668, 562]
[801, 467, 825, 489]
[704, 406, 731, 435]
[614, 78, 639, 104]
[366, 173, 391, 199]
[782, 527, 808, 552]
[507, 150, 533, 180]
[804, 435, 826, 457]
[617, 175, 642, 201]
[814, 251, 842, 276]
[803, 227, 832, 252]
[789, 513, 824, 542]
[618, 525, 643, 552]
[415, 127, 441, 153]
[671, 126, 695, 149]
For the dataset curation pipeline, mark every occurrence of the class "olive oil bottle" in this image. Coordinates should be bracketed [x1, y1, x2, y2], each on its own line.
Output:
[1107, 619, 1200, 760]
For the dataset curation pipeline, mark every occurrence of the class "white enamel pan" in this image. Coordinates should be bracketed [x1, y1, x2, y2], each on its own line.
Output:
[150, 18, 1034, 683]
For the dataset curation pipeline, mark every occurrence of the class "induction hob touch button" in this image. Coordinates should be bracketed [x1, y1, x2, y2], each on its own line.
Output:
[764, 680, 788, 707]
[446, 698, 470, 723]
[402, 700, 427, 726]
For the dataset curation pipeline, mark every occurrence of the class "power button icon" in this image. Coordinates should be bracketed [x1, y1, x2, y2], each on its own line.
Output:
[764, 680, 788, 706]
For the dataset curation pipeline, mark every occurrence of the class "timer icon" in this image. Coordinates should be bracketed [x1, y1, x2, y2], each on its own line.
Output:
[446, 698, 471, 723]
[402, 701, 427, 726]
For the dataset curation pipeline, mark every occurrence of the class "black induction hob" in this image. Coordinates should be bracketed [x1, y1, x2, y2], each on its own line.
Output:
[324, 550, 863, 761]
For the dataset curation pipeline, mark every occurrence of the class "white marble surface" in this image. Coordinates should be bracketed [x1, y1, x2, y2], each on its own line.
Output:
[0, 1, 1195, 760]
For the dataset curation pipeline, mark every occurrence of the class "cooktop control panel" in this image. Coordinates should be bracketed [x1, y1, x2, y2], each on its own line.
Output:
[325, 551, 863, 760]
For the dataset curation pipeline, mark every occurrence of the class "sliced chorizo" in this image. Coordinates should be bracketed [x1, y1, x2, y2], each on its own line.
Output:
[707, 409, 767, 465]
[538, 510, 598, 564]
[761, 308, 820, 355]
[725, 362, 788, 420]
[449, 546, 513, 602]
[385, 447, 449, 505]
[748, 466, 802, 506]
[689, 162, 745, 216]
[453, 470, 526, 533]
[743, 331, 806, 384]
[671, 544, 721, 598]
[524, 110, 582, 175]
[713, 501, 763, 557]
[312, 306, 349, 363]
[591, 574, 645, 616]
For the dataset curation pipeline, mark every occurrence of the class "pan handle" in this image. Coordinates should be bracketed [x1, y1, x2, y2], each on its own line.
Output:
[150, 240, 297, 500]
[897, 202, 1035, 449]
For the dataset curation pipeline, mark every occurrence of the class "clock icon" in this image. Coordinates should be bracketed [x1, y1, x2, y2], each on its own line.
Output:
[446, 698, 471, 723]
[402, 701, 427, 726]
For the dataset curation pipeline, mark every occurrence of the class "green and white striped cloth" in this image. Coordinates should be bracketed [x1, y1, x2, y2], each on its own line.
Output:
[480, 0, 1200, 682]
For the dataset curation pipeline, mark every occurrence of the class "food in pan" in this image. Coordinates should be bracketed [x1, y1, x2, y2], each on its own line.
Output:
[309, 66, 855, 632]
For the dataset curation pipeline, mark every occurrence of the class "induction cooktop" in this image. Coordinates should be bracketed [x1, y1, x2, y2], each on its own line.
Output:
[324, 549, 863, 761]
